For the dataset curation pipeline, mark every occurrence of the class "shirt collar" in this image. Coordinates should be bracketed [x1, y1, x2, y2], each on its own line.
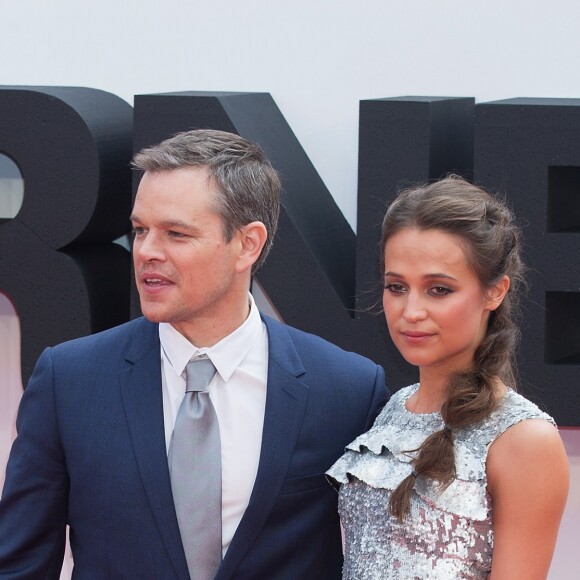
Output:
[159, 294, 263, 381]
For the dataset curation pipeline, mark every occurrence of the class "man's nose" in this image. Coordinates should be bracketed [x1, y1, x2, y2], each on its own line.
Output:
[135, 231, 165, 262]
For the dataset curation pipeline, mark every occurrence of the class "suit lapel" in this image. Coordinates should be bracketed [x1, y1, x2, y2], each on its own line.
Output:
[119, 319, 190, 579]
[216, 316, 309, 580]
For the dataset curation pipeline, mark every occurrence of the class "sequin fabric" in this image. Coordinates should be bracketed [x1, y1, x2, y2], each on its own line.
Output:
[327, 384, 554, 579]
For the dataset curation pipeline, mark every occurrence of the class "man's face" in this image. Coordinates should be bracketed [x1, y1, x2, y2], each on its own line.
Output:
[131, 167, 244, 342]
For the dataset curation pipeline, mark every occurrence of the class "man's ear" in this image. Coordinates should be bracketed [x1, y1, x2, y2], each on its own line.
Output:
[235, 221, 268, 273]
[486, 275, 510, 311]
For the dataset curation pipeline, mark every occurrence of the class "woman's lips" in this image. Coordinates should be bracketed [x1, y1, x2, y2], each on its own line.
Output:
[400, 330, 435, 343]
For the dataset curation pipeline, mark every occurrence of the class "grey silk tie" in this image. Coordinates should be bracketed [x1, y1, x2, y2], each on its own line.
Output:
[170, 357, 222, 580]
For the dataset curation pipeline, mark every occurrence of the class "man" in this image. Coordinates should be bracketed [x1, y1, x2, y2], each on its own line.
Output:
[0, 130, 387, 579]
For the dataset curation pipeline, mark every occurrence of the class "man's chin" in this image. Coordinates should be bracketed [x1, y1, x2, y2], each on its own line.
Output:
[139, 305, 171, 324]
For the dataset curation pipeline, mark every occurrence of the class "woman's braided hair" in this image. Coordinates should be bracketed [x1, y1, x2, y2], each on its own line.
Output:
[380, 175, 526, 520]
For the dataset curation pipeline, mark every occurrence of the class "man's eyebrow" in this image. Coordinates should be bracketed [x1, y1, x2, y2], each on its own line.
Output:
[129, 215, 198, 231]
[157, 219, 198, 231]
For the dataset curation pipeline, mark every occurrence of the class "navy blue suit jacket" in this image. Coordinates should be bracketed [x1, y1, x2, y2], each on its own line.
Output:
[0, 315, 387, 579]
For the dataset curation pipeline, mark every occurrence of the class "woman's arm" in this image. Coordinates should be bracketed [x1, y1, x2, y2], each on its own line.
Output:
[486, 419, 569, 580]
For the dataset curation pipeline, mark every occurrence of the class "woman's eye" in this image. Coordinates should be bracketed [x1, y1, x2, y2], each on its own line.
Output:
[429, 286, 453, 296]
[384, 283, 406, 294]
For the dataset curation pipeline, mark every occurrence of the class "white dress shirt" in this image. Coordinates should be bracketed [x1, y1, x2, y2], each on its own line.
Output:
[159, 294, 268, 556]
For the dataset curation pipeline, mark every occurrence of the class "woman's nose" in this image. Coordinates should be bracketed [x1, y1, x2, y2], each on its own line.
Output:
[403, 292, 428, 322]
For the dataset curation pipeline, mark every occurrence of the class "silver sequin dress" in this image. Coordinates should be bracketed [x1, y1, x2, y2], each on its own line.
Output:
[326, 384, 554, 580]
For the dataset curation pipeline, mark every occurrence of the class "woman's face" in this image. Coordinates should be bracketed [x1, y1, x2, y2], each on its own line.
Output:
[382, 228, 504, 376]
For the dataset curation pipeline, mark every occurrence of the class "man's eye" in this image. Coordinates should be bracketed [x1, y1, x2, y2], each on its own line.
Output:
[168, 231, 187, 238]
[132, 227, 145, 236]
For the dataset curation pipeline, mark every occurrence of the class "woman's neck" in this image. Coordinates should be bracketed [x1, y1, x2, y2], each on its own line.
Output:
[410, 366, 507, 414]
[406, 385, 446, 414]
[410, 367, 450, 414]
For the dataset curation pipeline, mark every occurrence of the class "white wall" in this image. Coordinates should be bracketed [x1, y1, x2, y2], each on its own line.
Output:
[0, 295, 20, 494]
[3, 0, 580, 230]
[1, 1, 579, 577]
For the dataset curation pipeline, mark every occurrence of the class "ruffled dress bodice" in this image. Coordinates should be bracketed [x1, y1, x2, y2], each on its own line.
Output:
[326, 384, 554, 579]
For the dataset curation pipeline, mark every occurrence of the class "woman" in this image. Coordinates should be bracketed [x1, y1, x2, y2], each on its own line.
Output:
[327, 175, 569, 579]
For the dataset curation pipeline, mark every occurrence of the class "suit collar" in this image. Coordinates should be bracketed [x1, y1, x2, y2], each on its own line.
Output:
[122, 316, 311, 580]
[120, 318, 190, 579]
[124, 316, 159, 363]
[260, 314, 305, 377]
[216, 316, 309, 579]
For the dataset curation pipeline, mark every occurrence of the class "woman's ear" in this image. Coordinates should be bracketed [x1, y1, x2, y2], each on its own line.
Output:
[486, 275, 510, 311]
[235, 221, 268, 274]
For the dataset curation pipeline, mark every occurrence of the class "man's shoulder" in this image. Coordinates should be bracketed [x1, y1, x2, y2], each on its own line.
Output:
[262, 314, 378, 370]
[51, 317, 156, 356]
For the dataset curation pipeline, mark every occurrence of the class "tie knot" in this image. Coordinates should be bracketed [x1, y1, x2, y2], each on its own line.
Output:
[185, 358, 217, 393]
